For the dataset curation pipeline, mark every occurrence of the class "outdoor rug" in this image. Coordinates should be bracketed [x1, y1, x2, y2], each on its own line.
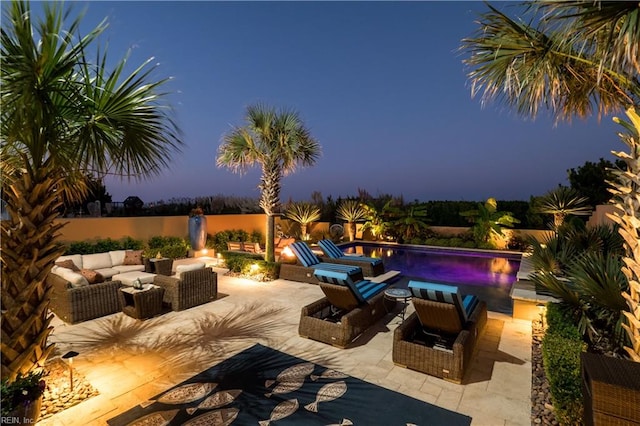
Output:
[107, 343, 471, 425]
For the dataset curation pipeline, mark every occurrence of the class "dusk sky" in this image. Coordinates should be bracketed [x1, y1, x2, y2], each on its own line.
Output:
[65, 1, 623, 204]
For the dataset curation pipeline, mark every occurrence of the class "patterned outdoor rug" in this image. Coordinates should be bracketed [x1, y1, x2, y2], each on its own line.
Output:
[107, 343, 471, 425]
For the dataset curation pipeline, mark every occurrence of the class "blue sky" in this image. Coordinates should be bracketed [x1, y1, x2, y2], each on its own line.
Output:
[65, 1, 623, 204]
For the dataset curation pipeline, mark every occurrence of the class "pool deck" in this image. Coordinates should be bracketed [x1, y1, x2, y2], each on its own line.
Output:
[40, 264, 533, 426]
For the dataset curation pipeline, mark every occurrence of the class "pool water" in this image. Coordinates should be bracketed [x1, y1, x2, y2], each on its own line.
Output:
[341, 242, 521, 314]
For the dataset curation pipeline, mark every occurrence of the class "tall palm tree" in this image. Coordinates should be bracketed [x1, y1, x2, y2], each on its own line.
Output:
[1, 1, 182, 381]
[460, 1, 639, 360]
[217, 104, 320, 261]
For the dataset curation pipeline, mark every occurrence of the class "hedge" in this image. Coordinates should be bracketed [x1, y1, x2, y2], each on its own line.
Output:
[541, 303, 586, 425]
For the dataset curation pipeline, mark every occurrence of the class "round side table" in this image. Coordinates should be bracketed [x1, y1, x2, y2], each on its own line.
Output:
[384, 288, 412, 322]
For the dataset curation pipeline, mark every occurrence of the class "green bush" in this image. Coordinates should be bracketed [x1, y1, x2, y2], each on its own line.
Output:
[64, 237, 144, 254]
[148, 236, 186, 249]
[223, 251, 278, 281]
[542, 303, 585, 425]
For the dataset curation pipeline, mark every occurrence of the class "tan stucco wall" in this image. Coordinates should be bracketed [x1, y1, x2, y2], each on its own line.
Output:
[55, 214, 267, 242]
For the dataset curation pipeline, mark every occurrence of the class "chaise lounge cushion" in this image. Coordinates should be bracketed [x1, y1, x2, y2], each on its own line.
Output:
[408, 281, 479, 325]
[318, 239, 383, 266]
[314, 269, 386, 304]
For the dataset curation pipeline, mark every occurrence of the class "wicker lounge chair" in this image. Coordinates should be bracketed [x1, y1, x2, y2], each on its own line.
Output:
[317, 239, 385, 276]
[153, 266, 218, 311]
[279, 241, 364, 284]
[298, 269, 388, 348]
[392, 281, 487, 383]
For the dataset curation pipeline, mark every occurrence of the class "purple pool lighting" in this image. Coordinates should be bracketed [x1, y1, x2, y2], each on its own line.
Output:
[341, 242, 522, 314]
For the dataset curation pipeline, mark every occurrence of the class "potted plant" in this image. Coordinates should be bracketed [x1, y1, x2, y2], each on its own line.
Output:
[1, 370, 46, 424]
[188, 206, 207, 250]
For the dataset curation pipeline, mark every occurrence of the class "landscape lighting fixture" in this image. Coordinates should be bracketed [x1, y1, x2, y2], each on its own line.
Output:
[62, 351, 79, 392]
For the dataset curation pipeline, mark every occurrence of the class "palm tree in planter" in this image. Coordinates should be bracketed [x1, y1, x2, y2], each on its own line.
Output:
[536, 187, 592, 233]
[217, 104, 321, 261]
[1, 1, 182, 381]
[461, 1, 639, 359]
[460, 198, 520, 248]
[336, 200, 367, 241]
[283, 202, 321, 241]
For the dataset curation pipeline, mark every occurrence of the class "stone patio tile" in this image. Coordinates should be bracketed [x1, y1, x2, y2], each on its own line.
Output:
[435, 388, 463, 411]
[385, 365, 428, 389]
[486, 362, 531, 401]
[418, 379, 444, 397]
[459, 386, 530, 424]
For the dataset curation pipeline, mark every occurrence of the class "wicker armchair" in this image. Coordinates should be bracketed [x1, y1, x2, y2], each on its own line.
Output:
[298, 269, 388, 348]
[299, 290, 387, 348]
[47, 273, 122, 324]
[153, 267, 218, 311]
[392, 281, 488, 383]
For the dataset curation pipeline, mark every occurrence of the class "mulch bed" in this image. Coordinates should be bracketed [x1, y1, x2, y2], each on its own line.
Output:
[531, 319, 559, 425]
[40, 358, 99, 421]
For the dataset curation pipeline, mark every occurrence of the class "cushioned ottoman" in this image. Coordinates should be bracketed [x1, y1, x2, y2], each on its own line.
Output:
[111, 271, 156, 287]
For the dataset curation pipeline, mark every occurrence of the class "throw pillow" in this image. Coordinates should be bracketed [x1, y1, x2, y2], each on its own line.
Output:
[80, 269, 104, 284]
[122, 250, 143, 266]
[55, 259, 80, 272]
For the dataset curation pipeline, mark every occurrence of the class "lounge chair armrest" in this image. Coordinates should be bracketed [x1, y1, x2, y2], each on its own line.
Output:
[301, 297, 332, 316]
[394, 312, 420, 341]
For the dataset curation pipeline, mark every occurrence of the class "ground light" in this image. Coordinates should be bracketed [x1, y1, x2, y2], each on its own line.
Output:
[61, 351, 79, 391]
[537, 303, 546, 328]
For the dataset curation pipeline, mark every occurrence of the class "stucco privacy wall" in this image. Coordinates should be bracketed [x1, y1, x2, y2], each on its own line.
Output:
[54, 215, 552, 244]
[54, 214, 268, 242]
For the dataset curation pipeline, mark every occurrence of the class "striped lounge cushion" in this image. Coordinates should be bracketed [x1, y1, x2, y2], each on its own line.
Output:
[317, 240, 383, 265]
[314, 269, 386, 304]
[408, 280, 479, 323]
[289, 242, 322, 267]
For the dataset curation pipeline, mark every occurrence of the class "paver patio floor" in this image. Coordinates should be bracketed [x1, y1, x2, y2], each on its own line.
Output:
[40, 267, 532, 426]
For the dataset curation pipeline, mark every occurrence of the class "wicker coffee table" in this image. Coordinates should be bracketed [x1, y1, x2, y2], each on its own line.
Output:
[119, 284, 164, 319]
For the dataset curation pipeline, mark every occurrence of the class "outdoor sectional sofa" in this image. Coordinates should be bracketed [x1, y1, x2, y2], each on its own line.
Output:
[47, 251, 217, 323]
[47, 250, 149, 323]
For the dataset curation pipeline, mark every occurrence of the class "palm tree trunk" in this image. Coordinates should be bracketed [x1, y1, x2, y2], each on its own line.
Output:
[347, 222, 356, 241]
[1, 169, 65, 381]
[259, 162, 282, 263]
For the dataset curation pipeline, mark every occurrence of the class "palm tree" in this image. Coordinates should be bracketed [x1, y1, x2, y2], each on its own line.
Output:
[461, 1, 639, 360]
[460, 198, 520, 246]
[386, 203, 430, 243]
[335, 199, 367, 241]
[0, 1, 182, 381]
[536, 186, 592, 232]
[283, 202, 321, 241]
[217, 104, 320, 261]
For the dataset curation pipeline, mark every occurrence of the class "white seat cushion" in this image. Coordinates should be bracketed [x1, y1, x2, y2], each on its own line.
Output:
[111, 271, 156, 287]
[113, 264, 145, 274]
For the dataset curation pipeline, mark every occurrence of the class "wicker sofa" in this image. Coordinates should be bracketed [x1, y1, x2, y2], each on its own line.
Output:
[298, 269, 388, 348]
[47, 250, 151, 323]
[392, 281, 488, 383]
[153, 265, 218, 311]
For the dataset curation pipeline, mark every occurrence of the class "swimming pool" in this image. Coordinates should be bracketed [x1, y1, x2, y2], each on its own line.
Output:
[340, 242, 522, 314]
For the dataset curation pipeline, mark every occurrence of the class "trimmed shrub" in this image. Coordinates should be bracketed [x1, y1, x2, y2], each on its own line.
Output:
[64, 237, 144, 254]
[223, 251, 278, 281]
[542, 303, 586, 425]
